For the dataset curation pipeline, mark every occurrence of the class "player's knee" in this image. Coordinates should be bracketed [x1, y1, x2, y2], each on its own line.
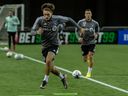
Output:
[88, 53, 93, 58]
[46, 59, 52, 66]
[84, 60, 87, 62]
[88, 52, 94, 57]
[83, 57, 87, 62]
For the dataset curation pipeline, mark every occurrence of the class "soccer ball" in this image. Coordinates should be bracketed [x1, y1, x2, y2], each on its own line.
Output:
[4, 47, 9, 52]
[6, 51, 13, 57]
[72, 70, 82, 79]
[20, 54, 24, 59]
[14, 54, 24, 60]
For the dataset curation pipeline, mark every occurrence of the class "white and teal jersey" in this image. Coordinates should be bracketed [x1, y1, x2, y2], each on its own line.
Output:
[78, 19, 100, 45]
[5, 16, 20, 32]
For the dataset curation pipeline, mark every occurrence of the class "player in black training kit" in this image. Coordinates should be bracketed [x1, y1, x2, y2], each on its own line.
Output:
[78, 9, 100, 78]
[31, 3, 81, 89]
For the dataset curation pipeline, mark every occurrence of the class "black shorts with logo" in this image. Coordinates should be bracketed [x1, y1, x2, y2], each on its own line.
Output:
[81, 44, 96, 56]
[42, 45, 59, 59]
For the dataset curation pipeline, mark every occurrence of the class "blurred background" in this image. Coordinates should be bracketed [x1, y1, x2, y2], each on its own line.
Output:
[0, 0, 128, 44]
[1, 0, 128, 27]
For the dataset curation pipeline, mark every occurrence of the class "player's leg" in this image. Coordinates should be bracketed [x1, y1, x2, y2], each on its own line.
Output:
[83, 55, 88, 62]
[50, 63, 63, 78]
[86, 44, 95, 78]
[40, 45, 67, 89]
[45, 46, 62, 79]
[81, 45, 91, 77]
[40, 51, 55, 89]
[85, 51, 94, 78]
[8, 32, 11, 51]
[81, 45, 88, 63]
[50, 63, 68, 89]
[12, 32, 16, 51]
[87, 52, 94, 68]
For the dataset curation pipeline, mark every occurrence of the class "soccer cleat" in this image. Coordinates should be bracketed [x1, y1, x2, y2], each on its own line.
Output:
[40, 80, 48, 89]
[61, 74, 68, 89]
[85, 72, 91, 78]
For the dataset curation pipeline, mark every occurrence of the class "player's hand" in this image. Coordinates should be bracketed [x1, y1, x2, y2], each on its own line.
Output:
[80, 28, 85, 36]
[78, 37, 83, 43]
[37, 27, 44, 34]
[94, 33, 98, 39]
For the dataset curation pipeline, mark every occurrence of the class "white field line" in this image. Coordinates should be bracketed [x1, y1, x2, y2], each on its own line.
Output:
[0, 47, 128, 94]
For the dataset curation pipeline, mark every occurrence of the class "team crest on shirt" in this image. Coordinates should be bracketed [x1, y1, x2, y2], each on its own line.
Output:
[52, 26, 57, 31]
[89, 28, 95, 32]
[43, 22, 47, 26]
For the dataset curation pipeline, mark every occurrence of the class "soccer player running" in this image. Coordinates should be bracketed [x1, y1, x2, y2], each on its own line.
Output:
[77, 9, 100, 78]
[31, 3, 81, 89]
[5, 10, 20, 51]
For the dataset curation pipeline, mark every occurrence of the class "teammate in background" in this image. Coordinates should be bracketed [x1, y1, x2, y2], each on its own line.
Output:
[4, 10, 20, 51]
[78, 9, 100, 78]
[31, 3, 82, 89]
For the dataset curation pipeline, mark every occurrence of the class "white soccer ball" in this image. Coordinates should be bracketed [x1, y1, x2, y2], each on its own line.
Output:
[4, 47, 9, 52]
[72, 70, 82, 79]
[20, 54, 24, 59]
[6, 51, 13, 57]
[14, 54, 24, 60]
[14, 54, 19, 60]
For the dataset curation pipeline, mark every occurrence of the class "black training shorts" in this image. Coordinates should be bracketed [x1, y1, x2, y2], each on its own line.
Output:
[42, 45, 59, 58]
[81, 44, 96, 56]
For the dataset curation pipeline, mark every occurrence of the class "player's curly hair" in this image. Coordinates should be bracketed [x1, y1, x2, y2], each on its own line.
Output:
[41, 3, 55, 12]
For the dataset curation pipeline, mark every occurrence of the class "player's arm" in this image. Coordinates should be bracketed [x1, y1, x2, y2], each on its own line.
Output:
[76, 20, 85, 43]
[94, 22, 100, 39]
[58, 16, 85, 40]
[31, 17, 43, 35]
[13, 16, 20, 25]
[4, 18, 8, 29]
[77, 21, 85, 37]
[68, 17, 85, 40]
[67, 17, 81, 30]
[58, 15, 83, 31]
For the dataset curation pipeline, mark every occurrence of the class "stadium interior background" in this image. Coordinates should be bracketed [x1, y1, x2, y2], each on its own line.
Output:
[1, 0, 128, 45]
[0, 1, 128, 96]
[1, 0, 128, 28]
